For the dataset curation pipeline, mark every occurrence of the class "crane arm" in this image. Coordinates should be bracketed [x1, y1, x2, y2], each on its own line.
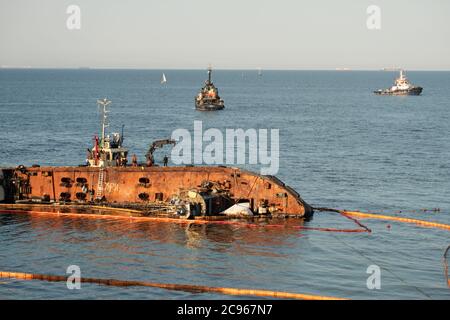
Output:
[145, 139, 176, 161]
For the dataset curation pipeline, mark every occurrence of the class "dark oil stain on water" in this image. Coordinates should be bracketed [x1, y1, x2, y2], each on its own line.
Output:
[0, 69, 449, 299]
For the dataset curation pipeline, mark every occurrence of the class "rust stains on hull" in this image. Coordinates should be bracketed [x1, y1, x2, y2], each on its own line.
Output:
[1, 166, 313, 218]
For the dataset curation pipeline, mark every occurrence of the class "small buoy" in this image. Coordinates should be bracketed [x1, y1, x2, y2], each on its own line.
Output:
[386, 224, 391, 229]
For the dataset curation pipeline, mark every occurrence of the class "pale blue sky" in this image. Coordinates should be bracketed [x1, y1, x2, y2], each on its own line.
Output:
[1, 0, 449, 70]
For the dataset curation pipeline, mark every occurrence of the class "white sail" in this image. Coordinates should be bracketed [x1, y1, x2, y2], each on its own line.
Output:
[161, 73, 167, 84]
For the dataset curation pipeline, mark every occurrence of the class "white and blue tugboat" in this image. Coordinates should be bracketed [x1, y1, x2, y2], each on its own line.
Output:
[374, 70, 423, 96]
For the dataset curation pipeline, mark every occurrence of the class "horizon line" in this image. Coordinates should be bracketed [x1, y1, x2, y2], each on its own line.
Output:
[1, 66, 450, 72]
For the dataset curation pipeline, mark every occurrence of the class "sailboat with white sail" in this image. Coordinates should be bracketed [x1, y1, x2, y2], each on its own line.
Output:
[161, 73, 167, 84]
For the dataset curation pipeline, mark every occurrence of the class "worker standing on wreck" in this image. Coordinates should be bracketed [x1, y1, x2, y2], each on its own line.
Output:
[86, 148, 92, 165]
[132, 154, 138, 167]
[163, 155, 169, 167]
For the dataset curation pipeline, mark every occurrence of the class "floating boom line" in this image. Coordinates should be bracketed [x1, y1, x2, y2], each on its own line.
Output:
[0, 271, 347, 300]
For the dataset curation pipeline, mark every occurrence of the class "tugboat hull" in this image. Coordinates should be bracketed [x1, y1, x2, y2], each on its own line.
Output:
[374, 87, 423, 96]
[0, 166, 313, 218]
[195, 102, 225, 111]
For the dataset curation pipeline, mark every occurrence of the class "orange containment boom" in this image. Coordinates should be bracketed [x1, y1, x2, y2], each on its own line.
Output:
[314, 207, 450, 232]
[0, 204, 370, 233]
[0, 271, 347, 300]
[342, 211, 450, 232]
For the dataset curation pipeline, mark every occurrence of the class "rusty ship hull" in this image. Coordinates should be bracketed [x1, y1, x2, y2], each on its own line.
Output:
[0, 165, 313, 219]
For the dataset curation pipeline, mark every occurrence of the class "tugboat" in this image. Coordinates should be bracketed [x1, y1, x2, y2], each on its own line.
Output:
[374, 70, 423, 95]
[0, 99, 313, 219]
[195, 66, 225, 111]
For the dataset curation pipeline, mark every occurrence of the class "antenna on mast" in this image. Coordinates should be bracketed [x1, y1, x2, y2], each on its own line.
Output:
[97, 98, 111, 147]
[207, 64, 212, 84]
[120, 124, 125, 147]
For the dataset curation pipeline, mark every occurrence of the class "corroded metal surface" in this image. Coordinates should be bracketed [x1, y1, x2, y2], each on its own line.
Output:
[1, 166, 313, 218]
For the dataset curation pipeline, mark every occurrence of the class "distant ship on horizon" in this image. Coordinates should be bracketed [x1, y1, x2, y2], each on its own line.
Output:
[335, 67, 351, 71]
[381, 67, 401, 71]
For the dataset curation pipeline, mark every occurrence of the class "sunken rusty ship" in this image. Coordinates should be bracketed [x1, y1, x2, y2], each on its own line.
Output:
[0, 99, 312, 219]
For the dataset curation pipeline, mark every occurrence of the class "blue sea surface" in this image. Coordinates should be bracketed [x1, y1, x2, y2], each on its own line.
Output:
[0, 69, 449, 299]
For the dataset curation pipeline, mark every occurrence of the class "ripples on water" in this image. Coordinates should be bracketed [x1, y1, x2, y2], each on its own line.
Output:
[0, 69, 449, 299]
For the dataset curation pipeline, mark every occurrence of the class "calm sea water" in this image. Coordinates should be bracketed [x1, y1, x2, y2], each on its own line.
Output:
[0, 69, 449, 299]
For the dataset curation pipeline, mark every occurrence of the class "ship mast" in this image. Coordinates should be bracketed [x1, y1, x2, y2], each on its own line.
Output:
[207, 65, 212, 84]
[97, 98, 111, 147]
